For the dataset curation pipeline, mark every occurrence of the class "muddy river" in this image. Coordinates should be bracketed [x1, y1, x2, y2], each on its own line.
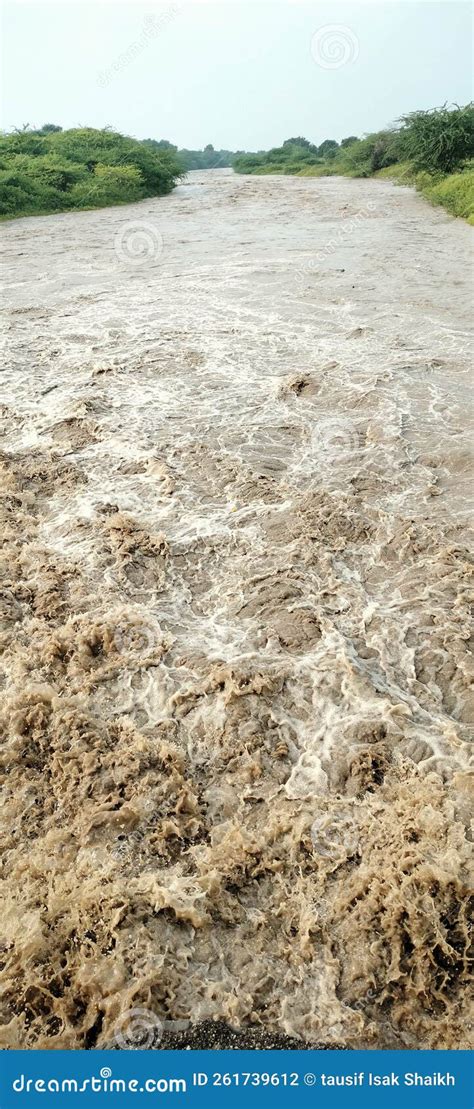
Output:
[0, 169, 472, 1049]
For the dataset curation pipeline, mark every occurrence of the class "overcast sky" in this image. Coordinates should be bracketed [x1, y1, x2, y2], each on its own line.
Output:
[2, 1, 472, 149]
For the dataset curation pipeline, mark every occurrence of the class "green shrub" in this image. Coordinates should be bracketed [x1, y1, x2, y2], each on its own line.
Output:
[0, 126, 183, 218]
[296, 164, 340, 177]
[233, 153, 267, 173]
[0, 172, 61, 216]
[317, 139, 339, 159]
[179, 144, 234, 170]
[375, 162, 414, 183]
[336, 131, 399, 176]
[0, 152, 86, 214]
[398, 104, 474, 174]
[69, 164, 144, 208]
[233, 137, 321, 175]
[253, 163, 287, 175]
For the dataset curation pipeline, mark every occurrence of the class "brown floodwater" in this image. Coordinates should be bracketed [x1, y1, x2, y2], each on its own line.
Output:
[0, 169, 472, 1050]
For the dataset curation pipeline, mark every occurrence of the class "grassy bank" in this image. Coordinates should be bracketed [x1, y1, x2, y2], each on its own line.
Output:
[377, 163, 474, 223]
[233, 105, 474, 224]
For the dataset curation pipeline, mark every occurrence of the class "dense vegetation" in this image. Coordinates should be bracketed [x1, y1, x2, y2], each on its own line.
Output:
[142, 139, 235, 171]
[0, 126, 183, 218]
[233, 105, 474, 223]
[234, 135, 347, 175]
[179, 144, 235, 170]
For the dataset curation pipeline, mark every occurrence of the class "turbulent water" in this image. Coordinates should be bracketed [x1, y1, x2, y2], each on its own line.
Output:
[1, 169, 472, 1050]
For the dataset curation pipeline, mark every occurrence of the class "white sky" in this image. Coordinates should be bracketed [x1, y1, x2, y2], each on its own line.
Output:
[1, 1, 473, 149]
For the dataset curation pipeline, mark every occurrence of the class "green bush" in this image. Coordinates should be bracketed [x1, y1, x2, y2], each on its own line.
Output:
[69, 164, 144, 208]
[233, 137, 321, 175]
[317, 139, 339, 159]
[335, 131, 399, 176]
[178, 144, 234, 170]
[296, 164, 340, 177]
[0, 152, 86, 214]
[375, 162, 414, 183]
[398, 104, 474, 174]
[0, 126, 183, 218]
[232, 153, 264, 173]
[0, 172, 61, 216]
[252, 163, 288, 175]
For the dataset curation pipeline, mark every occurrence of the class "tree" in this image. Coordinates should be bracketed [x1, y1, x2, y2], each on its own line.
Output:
[317, 139, 339, 159]
[283, 136, 311, 148]
[398, 103, 474, 174]
[143, 138, 177, 153]
[337, 131, 398, 176]
[340, 135, 358, 148]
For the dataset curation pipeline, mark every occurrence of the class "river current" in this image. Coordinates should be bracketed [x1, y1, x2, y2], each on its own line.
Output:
[1, 169, 472, 1048]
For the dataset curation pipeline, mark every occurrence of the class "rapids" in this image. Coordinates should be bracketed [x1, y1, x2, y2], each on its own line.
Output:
[0, 169, 472, 1048]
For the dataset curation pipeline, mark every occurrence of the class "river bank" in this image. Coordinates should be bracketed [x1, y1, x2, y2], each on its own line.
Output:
[297, 162, 474, 224]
